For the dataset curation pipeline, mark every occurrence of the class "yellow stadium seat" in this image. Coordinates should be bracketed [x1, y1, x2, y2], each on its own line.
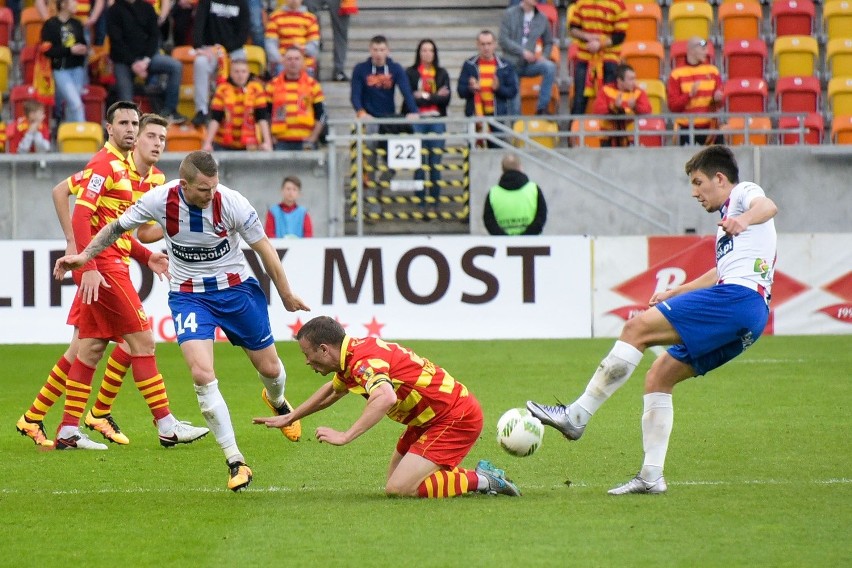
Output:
[831, 115, 852, 144]
[668, 1, 714, 43]
[773, 35, 819, 79]
[625, 2, 662, 44]
[166, 123, 206, 152]
[723, 115, 772, 146]
[178, 85, 196, 118]
[636, 79, 667, 114]
[828, 77, 852, 117]
[242, 44, 267, 77]
[827, 38, 852, 79]
[823, 0, 852, 43]
[57, 122, 104, 153]
[0, 45, 10, 95]
[718, 1, 762, 42]
[620, 40, 665, 80]
[512, 119, 559, 149]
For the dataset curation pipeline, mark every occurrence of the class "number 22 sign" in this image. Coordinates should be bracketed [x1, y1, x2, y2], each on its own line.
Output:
[387, 138, 422, 170]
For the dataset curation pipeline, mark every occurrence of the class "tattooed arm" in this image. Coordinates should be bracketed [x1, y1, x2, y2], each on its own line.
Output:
[53, 220, 127, 279]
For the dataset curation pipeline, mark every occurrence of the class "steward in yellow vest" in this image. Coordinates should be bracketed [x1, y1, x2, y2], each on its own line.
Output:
[483, 152, 548, 235]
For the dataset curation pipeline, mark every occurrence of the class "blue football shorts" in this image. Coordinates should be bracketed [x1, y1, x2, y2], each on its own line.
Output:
[656, 283, 769, 376]
[167, 278, 275, 351]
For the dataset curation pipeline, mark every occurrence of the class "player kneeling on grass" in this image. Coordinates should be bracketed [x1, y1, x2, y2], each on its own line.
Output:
[254, 315, 521, 498]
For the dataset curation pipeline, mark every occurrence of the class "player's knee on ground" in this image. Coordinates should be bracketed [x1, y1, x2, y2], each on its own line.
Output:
[384, 480, 418, 497]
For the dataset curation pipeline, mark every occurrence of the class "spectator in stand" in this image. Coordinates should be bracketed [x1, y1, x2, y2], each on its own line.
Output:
[267, 47, 327, 150]
[168, 0, 196, 46]
[593, 63, 652, 147]
[36, 0, 106, 44]
[202, 59, 272, 152]
[483, 152, 547, 236]
[265, 175, 313, 238]
[568, 0, 628, 116]
[402, 39, 450, 214]
[458, 30, 518, 148]
[190, 0, 251, 127]
[107, 0, 186, 122]
[7, 101, 52, 154]
[42, 0, 89, 124]
[350, 35, 419, 186]
[667, 36, 724, 146]
[265, 0, 320, 77]
[498, 0, 555, 115]
[305, 0, 357, 81]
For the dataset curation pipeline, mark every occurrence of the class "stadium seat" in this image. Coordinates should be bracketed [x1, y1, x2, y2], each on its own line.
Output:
[537, 2, 559, 36]
[10, 84, 54, 119]
[569, 119, 603, 148]
[771, 0, 815, 38]
[827, 39, 852, 80]
[828, 77, 852, 117]
[625, 2, 662, 44]
[779, 112, 823, 144]
[165, 123, 206, 152]
[57, 122, 105, 153]
[20, 45, 37, 84]
[243, 44, 267, 77]
[519, 76, 559, 115]
[823, 0, 852, 43]
[668, 1, 714, 43]
[133, 95, 155, 114]
[723, 115, 772, 146]
[0, 45, 9, 95]
[21, 7, 44, 48]
[773, 35, 819, 79]
[178, 85, 196, 119]
[620, 40, 665, 80]
[171, 45, 197, 86]
[722, 38, 767, 80]
[636, 117, 667, 147]
[637, 78, 667, 113]
[718, 1, 762, 42]
[668, 39, 715, 70]
[512, 119, 559, 149]
[775, 76, 821, 114]
[81, 85, 107, 124]
[724, 78, 768, 112]
[831, 115, 852, 144]
[0, 7, 12, 47]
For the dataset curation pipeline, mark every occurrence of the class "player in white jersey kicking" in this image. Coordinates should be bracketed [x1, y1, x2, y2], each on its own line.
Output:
[527, 145, 778, 495]
[55, 151, 310, 492]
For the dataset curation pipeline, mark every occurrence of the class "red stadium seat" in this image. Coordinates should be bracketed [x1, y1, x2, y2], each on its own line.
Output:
[10, 84, 54, 120]
[724, 78, 768, 113]
[0, 7, 13, 48]
[779, 113, 823, 145]
[775, 76, 821, 114]
[669, 39, 715, 70]
[771, 0, 815, 38]
[637, 117, 667, 147]
[20, 45, 37, 84]
[81, 85, 108, 124]
[722, 38, 767, 80]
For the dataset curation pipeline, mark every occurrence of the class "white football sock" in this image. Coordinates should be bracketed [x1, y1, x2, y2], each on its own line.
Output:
[569, 340, 643, 426]
[476, 474, 489, 492]
[195, 379, 241, 462]
[155, 413, 178, 435]
[259, 358, 286, 407]
[639, 392, 674, 481]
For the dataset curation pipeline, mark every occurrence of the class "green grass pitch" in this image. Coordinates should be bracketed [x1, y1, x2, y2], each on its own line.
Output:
[1, 336, 850, 566]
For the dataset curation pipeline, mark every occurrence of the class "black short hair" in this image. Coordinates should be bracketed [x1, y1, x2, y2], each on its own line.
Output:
[615, 63, 634, 81]
[106, 101, 141, 124]
[684, 145, 740, 184]
[295, 316, 346, 347]
[370, 35, 388, 46]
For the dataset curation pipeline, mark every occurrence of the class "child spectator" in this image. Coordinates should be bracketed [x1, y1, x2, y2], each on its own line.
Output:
[265, 175, 314, 238]
[7, 101, 52, 154]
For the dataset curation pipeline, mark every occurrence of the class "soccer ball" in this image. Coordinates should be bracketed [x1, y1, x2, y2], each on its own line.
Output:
[496, 408, 543, 457]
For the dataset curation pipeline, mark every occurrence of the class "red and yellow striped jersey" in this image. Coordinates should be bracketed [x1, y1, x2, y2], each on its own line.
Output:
[267, 71, 324, 141]
[667, 63, 723, 127]
[210, 79, 269, 149]
[332, 336, 471, 428]
[265, 9, 320, 69]
[569, 0, 628, 63]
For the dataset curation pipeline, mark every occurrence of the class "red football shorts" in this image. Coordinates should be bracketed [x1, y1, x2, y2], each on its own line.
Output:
[76, 270, 151, 342]
[396, 394, 484, 469]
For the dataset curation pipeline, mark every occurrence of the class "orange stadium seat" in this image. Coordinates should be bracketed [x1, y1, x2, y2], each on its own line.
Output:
[512, 118, 559, 149]
[771, 0, 815, 38]
[724, 78, 768, 113]
[773, 35, 819, 79]
[636, 79, 667, 114]
[166, 123, 206, 152]
[779, 113, 823, 144]
[519, 76, 559, 115]
[243, 44, 267, 77]
[828, 77, 852, 117]
[831, 115, 852, 144]
[81, 85, 107, 124]
[57, 122, 105, 153]
[723, 115, 772, 146]
[0, 7, 12, 47]
[171, 45, 197, 86]
[570, 119, 603, 148]
[823, 0, 852, 43]
[668, 1, 714, 43]
[21, 6, 44, 48]
[636, 117, 667, 147]
[775, 76, 821, 114]
[620, 40, 665, 80]
[722, 39, 767, 80]
[827, 39, 852, 79]
[0, 45, 10, 95]
[718, 1, 762, 42]
[668, 39, 715, 70]
[625, 2, 662, 44]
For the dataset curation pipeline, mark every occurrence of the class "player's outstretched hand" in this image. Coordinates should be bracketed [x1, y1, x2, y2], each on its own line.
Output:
[53, 253, 87, 280]
[718, 215, 748, 237]
[147, 252, 171, 281]
[315, 427, 348, 446]
[253, 414, 295, 429]
[283, 293, 311, 313]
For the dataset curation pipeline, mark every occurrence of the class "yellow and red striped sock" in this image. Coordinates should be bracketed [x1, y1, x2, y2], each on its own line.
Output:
[131, 355, 171, 420]
[417, 468, 480, 498]
[91, 345, 132, 417]
[60, 359, 96, 428]
[25, 356, 72, 422]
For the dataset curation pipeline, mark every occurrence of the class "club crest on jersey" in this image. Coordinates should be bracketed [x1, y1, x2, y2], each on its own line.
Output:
[87, 173, 106, 193]
[716, 235, 733, 261]
[213, 221, 227, 236]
